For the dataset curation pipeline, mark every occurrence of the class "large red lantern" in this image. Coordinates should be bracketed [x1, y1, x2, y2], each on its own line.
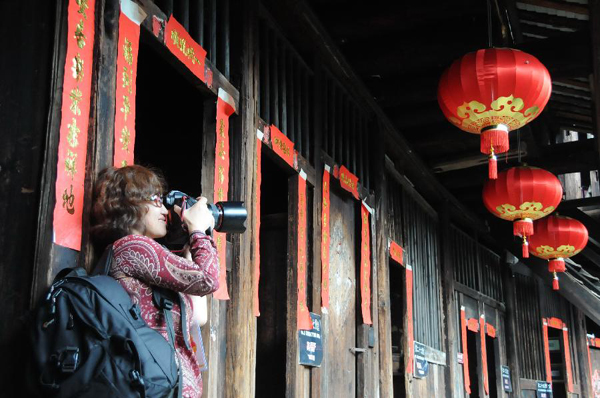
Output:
[482, 167, 562, 258]
[438, 48, 552, 178]
[529, 215, 588, 290]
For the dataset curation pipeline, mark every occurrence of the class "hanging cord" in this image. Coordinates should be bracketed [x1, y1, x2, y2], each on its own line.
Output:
[517, 128, 522, 164]
[487, 0, 493, 48]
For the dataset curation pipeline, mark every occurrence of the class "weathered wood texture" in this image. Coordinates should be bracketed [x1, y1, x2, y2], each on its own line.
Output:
[376, 140, 394, 395]
[137, 0, 239, 110]
[323, 185, 357, 397]
[441, 204, 459, 398]
[224, 0, 258, 396]
[0, 0, 57, 393]
[82, 0, 119, 268]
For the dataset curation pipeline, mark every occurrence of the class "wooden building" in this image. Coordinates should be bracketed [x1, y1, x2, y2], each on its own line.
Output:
[2, 0, 600, 397]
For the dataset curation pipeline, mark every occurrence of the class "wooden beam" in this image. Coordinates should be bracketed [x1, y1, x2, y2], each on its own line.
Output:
[591, 0, 600, 161]
[517, 10, 588, 31]
[518, 0, 589, 16]
[560, 196, 600, 210]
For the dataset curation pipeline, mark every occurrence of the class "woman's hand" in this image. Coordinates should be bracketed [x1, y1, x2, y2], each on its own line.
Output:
[174, 196, 215, 233]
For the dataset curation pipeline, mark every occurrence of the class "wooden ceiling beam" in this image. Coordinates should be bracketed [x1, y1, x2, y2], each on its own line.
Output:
[518, 0, 589, 16]
[590, 0, 600, 159]
[517, 10, 589, 30]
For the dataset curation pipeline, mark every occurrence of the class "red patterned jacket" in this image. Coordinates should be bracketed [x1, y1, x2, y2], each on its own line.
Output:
[110, 233, 219, 398]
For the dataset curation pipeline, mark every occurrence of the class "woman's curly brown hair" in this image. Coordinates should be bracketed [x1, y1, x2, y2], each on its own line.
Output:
[91, 165, 166, 248]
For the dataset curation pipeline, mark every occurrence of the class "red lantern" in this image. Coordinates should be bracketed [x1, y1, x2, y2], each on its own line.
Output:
[482, 167, 562, 258]
[529, 216, 588, 290]
[438, 48, 552, 178]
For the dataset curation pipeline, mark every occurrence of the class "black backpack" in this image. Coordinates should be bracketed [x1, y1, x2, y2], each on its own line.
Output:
[28, 248, 184, 398]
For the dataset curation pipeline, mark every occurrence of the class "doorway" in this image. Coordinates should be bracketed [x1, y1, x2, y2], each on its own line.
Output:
[255, 154, 289, 397]
[467, 330, 481, 398]
[389, 259, 405, 397]
[485, 334, 498, 398]
[135, 38, 205, 195]
[548, 327, 567, 398]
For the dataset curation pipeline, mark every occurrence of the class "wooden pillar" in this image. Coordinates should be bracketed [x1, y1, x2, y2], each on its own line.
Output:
[375, 125, 393, 397]
[200, 98, 228, 398]
[574, 307, 593, 398]
[440, 201, 458, 398]
[502, 259, 523, 396]
[224, 0, 258, 396]
[310, 60, 324, 398]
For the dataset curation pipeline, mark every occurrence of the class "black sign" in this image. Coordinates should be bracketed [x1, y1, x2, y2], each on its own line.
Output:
[414, 341, 429, 378]
[501, 366, 512, 392]
[298, 313, 323, 367]
[536, 381, 553, 398]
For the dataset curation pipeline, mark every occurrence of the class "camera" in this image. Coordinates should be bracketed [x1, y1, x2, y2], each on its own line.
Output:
[163, 190, 247, 234]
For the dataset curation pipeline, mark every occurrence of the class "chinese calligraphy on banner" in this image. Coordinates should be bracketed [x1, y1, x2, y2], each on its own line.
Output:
[52, 0, 96, 251]
[212, 89, 236, 300]
[113, 0, 146, 167]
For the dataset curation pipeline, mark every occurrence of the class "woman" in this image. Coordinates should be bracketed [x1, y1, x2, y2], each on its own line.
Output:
[91, 165, 218, 398]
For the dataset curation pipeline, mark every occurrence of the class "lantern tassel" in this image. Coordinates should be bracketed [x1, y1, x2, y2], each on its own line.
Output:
[489, 149, 497, 179]
[552, 272, 559, 290]
[522, 235, 529, 258]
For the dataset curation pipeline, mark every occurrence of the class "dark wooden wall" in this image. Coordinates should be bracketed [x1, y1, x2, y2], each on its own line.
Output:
[0, 0, 57, 394]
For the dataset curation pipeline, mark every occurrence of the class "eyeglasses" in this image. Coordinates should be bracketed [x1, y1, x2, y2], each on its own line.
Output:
[148, 194, 164, 208]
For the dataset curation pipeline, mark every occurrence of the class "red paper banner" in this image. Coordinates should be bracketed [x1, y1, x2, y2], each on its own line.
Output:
[486, 323, 496, 338]
[406, 265, 414, 374]
[53, 0, 96, 251]
[321, 167, 331, 309]
[480, 315, 489, 395]
[339, 165, 359, 200]
[254, 137, 262, 317]
[562, 325, 574, 392]
[212, 90, 235, 300]
[113, 11, 140, 167]
[360, 204, 372, 324]
[164, 17, 206, 83]
[542, 319, 552, 382]
[389, 240, 404, 266]
[460, 307, 471, 394]
[270, 125, 295, 168]
[297, 175, 312, 330]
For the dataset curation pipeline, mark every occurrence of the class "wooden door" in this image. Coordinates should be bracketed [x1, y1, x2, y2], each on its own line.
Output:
[323, 187, 357, 396]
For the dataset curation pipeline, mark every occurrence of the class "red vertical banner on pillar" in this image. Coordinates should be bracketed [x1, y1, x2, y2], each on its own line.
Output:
[113, 2, 144, 167]
[389, 240, 404, 266]
[339, 165, 359, 200]
[480, 314, 489, 395]
[212, 89, 235, 300]
[542, 319, 552, 382]
[321, 165, 331, 309]
[406, 264, 414, 374]
[360, 203, 372, 325]
[460, 306, 471, 394]
[563, 325, 574, 392]
[164, 17, 206, 83]
[297, 172, 312, 330]
[253, 134, 262, 317]
[52, 0, 96, 251]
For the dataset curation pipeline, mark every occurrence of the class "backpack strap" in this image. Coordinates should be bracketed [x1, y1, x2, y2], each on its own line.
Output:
[153, 288, 183, 398]
[91, 246, 114, 276]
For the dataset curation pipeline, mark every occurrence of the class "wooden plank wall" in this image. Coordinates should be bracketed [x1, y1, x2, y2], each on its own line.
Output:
[0, 0, 59, 394]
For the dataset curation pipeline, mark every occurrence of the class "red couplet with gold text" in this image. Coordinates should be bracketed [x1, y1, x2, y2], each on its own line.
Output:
[164, 17, 206, 83]
[270, 125, 295, 168]
[297, 175, 313, 330]
[389, 240, 404, 266]
[113, 10, 141, 167]
[212, 90, 235, 300]
[360, 204, 372, 324]
[254, 138, 262, 316]
[321, 167, 331, 309]
[339, 165, 359, 200]
[53, 0, 96, 251]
